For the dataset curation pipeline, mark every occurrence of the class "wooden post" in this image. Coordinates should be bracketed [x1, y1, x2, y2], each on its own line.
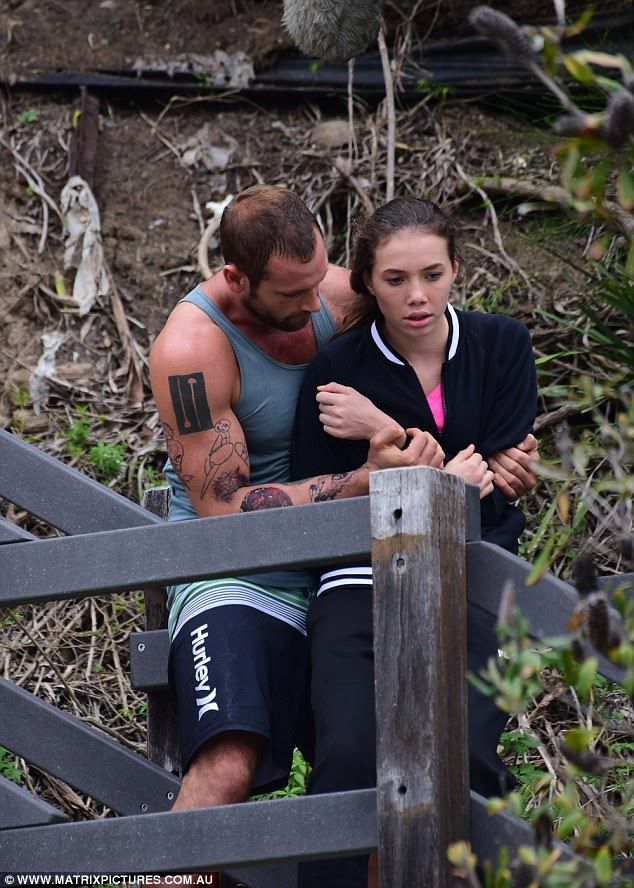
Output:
[370, 466, 469, 887]
[142, 487, 179, 775]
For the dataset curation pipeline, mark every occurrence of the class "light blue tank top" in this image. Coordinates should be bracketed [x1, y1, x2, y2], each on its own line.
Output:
[165, 285, 337, 589]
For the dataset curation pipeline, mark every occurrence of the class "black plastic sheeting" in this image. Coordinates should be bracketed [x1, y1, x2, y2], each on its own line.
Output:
[4, 16, 633, 102]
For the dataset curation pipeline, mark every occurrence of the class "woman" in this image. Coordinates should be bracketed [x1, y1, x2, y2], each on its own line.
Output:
[291, 197, 538, 888]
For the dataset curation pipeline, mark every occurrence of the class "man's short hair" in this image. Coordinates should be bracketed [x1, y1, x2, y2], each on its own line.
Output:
[220, 185, 320, 288]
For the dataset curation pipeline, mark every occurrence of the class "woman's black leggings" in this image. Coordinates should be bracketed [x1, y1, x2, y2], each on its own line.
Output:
[297, 586, 515, 888]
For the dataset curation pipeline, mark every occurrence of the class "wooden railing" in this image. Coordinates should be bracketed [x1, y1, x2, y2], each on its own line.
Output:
[0, 428, 630, 887]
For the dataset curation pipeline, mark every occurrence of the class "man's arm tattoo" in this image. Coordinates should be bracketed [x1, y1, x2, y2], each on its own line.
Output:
[239, 472, 353, 511]
[168, 372, 213, 435]
[201, 419, 250, 500]
[213, 467, 250, 503]
[309, 473, 354, 502]
[162, 422, 193, 489]
[240, 487, 293, 512]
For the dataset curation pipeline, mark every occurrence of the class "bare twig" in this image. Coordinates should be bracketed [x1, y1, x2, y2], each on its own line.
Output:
[197, 217, 221, 280]
[191, 188, 205, 235]
[378, 26, 395, 202]
[346, 57, 356, 265]
[333, 156, 375, 215]
[0, 134, 63, 253]
[105, 268, 144, 406]
[459, 174, 634, 242]
[534, 404, 584, 433]
[455, 162, 533, 290]
[138, 110, 182, 161]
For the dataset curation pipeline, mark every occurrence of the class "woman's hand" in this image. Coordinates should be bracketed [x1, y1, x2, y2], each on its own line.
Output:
[444, 444, 494, 499]
[317, 382, 403, 442]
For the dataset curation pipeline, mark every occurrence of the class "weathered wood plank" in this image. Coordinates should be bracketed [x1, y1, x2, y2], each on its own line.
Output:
[68, 88, 100, 187]
[370, 466, 469, 888]
[0, 476, 481, 608]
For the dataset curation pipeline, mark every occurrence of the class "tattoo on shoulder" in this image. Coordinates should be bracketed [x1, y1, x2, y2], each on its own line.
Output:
[168, 372, 213, 435]
[240, 487, 293, 512]
[162, 422, 193, 489]
[201, 419, 250, 501]
[309, 473, 353, 502]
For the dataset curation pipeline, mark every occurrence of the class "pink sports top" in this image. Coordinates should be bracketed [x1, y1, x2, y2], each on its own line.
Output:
[427, 383, 445, 434]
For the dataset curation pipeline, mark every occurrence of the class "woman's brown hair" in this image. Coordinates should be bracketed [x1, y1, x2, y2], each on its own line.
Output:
[342, 197, 458, 333]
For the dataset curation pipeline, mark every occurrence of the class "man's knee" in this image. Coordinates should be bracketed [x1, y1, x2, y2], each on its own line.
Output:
[173, 731, 264, 809]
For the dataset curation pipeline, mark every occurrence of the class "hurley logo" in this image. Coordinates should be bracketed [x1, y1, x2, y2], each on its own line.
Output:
[190, 623, 219, 720]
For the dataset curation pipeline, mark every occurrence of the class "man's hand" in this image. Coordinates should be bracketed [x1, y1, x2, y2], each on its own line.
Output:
[444, 444, 494, 499]
[317, 382, 400, 442]
[366, 426, 444, 472]
[488, 433, 539, 500]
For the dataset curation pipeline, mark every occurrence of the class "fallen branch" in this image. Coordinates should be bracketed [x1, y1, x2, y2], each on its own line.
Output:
[457, 174, 634, 242]
[197, 215, 222, 280]
[455, 163, 533, 290]
[197, 197, 233, 280]
[0, 133, 64, 253]
[106, 268, 145, 407]
[534, 404, 584, 433]
[333, 156, 375, 215]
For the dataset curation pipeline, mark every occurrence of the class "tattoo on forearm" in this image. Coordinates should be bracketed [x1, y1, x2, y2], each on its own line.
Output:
[240, 487, 293, 511]
[309, 473, 354, 502]
[168, 372, 213, 435]
[201, 419, 250, 500]
[162, 422, 193, 489]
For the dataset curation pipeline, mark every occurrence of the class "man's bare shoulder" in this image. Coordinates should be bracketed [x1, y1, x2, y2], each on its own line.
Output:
[149, 299, 238, 404]
[152, 300, 232, 364]
[320, 264, 358, 325]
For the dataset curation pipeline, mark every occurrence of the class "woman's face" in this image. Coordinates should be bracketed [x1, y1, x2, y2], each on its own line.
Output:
[365, 228, 457, 348]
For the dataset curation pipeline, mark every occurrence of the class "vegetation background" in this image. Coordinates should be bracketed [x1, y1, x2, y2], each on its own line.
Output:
[0, 1, 631, 884]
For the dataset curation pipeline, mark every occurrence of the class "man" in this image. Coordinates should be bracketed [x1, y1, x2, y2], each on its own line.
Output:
[149, 184, 538, 814]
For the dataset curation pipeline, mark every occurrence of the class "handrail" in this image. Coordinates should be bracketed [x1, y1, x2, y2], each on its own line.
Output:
[0, 789, 583, 874]
[0, 489, 480, 607]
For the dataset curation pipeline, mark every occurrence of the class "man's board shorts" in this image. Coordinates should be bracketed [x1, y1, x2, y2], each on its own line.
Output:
[169, 598, 313, 794]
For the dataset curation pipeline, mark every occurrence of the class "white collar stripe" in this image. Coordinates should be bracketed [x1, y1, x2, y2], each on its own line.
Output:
[447, 304, 460, 360]
[370, 320, 404, 365]
[370, 309, 460, 363]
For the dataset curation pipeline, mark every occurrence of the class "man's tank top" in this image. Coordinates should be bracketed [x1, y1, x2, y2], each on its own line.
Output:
[164, 285, 337, 593]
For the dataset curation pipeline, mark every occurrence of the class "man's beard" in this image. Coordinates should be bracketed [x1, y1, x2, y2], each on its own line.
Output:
[243, 295, 311, 332]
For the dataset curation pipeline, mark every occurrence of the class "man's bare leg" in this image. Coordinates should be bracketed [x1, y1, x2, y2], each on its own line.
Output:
[173, 731, 264, 809]
[157, 733, 263, 886]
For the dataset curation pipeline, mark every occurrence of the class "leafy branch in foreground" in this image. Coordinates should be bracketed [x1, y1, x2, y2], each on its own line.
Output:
[466, 8, 633, 598]
[448, 559, 633, 887]
[522, 380, 632, 579]
[469, 4, 634, 272]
